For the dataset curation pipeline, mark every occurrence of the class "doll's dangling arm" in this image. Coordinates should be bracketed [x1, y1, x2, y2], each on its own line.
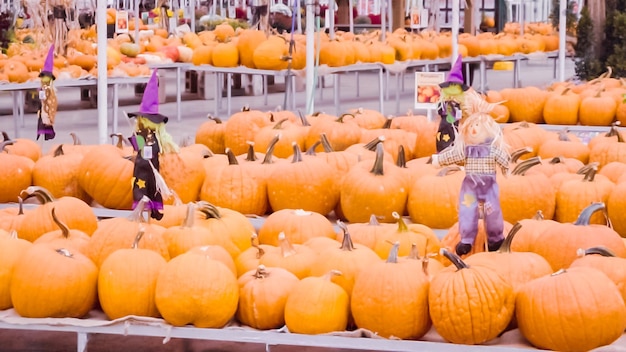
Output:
[432, 145, 465, 168]
[493, 145, 511, 175]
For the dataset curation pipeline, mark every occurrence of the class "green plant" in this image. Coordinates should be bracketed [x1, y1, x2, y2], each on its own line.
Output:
[574, 6, 603, 80]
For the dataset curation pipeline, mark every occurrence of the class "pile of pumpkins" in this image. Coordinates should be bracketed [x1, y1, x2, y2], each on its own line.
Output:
[487, 67, 626, 126]
[3, 103, 626, 350]
[0, 17, 560, 84]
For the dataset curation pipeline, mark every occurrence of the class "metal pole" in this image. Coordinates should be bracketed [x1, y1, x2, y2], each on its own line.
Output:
[190, 0, 196, 32]
[380, 0, 385, 42]
[97, 0, 108, 145]
[305, 0, 316, 115]
[558, 0, 566, 81]
[451, 0, 459, 61]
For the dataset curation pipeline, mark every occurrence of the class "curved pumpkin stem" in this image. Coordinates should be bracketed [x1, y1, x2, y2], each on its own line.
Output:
[1, 140, 14, 153]
[363, 135, 385, 152]
[369, 143, 386, 176]
[51, 207, 70, 239]
[336, 219, 355, 251]
[305, 141, 321, 155]
[576, 246, 616, 258]
[532, 210, 544, 220]
[437, 165, 463, 176]
[250, 233, 265, 259]
[557, 129, 571, 142]
[1, 131, 10, 141]
[207, 115, 223, 124]
[131, 226, 146, 249]
[196, 201, 222, 219]
[407, 243, 421, 260]
[498, 222, 522, 253]
[53, 144, 65, 157]
[392, 211, 409, 233]
[551, 268, 567, 276]
[110, 133, 127, 149]
[581, 162, 599, 182]
[272, 118, 290, 129]
[241, 141, 258, 162]
[297, 110, 311, 127]
[511, 157, 541, 176]
[509, 147, 533, 163]
[182, 203, 196, 228]
[319, 133, 335, 153]
[574, 202, 610, 227]
[323, 269, 343, 281]
[386, 241, 400, 263]
[382, 117, 393, 129]
[253, 264, 270, 279]
[19, 186, 56, 204]
[290, 142, 304, 163]
[336, 113, 355, 123]
[396, 145, 406, 168]
[439, 248, 469, 269]
[548, 156, 564, 165]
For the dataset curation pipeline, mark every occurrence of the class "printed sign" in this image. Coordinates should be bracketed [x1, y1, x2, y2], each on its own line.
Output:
[410, 7, 428, 29]
[115, 10, 129, 34]
[415, 71, 445, 110]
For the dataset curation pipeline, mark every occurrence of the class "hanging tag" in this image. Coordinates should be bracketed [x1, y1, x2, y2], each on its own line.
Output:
[455, 108, 462, 121]
[39, 89, 46, 100]
[143, 145, 153, 159]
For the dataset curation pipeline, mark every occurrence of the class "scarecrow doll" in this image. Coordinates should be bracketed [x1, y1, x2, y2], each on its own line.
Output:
[127, 69, 178, 220]
[432, 101, 510, 256]
[37, 44, 57, 141]
[436, 54, 473, 152]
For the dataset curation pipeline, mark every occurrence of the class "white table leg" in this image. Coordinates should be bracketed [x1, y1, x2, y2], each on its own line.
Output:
[264, 75, 268, 106]
[113, 83, 119, 134]
[378, 68, 384, 114]
[334, 74, 340, 115]
[12, 91, 19, 138]
[227, 73, 232, 117]
[356, 71, 360, 97]
[480, 59, 487, 92]
[395, 72, 400, 115]
[176, 66, 182, 122]
[215, 72, 221, 116]
[18, 91, 25, 128]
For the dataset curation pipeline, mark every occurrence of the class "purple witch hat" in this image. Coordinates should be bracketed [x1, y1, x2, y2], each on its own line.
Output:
[39, 44, 55, 80]
[439, 54, 469, 91]
[128, 69, 168, 123]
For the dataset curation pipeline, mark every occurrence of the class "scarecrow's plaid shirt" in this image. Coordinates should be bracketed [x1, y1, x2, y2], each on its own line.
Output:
[437, 144, 509, 175]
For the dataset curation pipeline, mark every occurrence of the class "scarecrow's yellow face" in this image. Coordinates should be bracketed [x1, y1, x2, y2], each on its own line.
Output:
[41, 75, 52, 85]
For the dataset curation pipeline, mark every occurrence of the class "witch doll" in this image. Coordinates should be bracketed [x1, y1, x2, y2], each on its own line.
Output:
[127, 69, 178, 220]
[436, 54, 479, 152]
[431, 100, 510, 256]
[37, 44, 57, 141]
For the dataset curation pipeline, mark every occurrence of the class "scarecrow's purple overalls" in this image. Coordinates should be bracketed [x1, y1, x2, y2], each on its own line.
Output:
[437, 140, 509, 246]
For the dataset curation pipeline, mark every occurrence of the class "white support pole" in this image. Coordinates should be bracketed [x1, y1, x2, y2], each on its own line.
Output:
[451, 0, 459, 61]
[97, 0, 108, 145]
[305, 0, 316, 115]
[348, 0, 353, 33]
[297, 0, 302, 33]
[328, 0, 335, 40]
[387, 0, 392, 33]
[190, 0, 196, 32]
[557, 0, 566, 81]
[380, 0, 385, 42]
[134, 0, 140, 41]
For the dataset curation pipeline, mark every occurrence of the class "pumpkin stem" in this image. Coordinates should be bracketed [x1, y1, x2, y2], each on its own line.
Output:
[439, 248, 469, 270]
[69, 132, 82, 146]
[290, 142, 304, 163]
[253, 264, 269, 279]
[557, 129, 570, 142]
[128, 196, 150, 222]
[250, 233, 265, 259]
[272, 118, 289, 129]
[9, 230, 19, 240]
[407, 243, 421, 260]
[225, 148, 239, 165]
[305, 141, 320, 155]
[548, 156, 564, 164]
[1, 131, 9, 141]
[336, 220, 355, 251]
[131, 226, 146, 249]
[363, 135, 385, 152]
[297, 110, 311, 127]
[242, 141, 258, 162]
[369, 143, 386, 176]
[277, 232, 298, 258]
[55, 248, 74, 258]
[53, 144, 65, 157]
[181, 203, 196, 228]
[382, 117, 393, 129]
[207, 115, 223, 124]
[16, 196, 24, 215]
[395, 145, 406, 168]
[392, 211, 409, 233]
[323, 269, 343, 281]
[259, 135, 278, 164]
[574, 202, 608, 226]
[19, 186, 56, 204]
[510, 147, 533, 163]
[367, 214, 381, 226]
[581, 162, 598, 182]
[577, 246, 617, 258]
[532, 210, 544, 220]
[336, 113, 354, 123]
[110, 133, 127, 149]
[320, 133, 335, 152]
[498, 222, 522, 253]
[196, 201, 222, 219]
[51, 207, 71, 239]
[437, 165, 463, 176]
[0, 139, 14, 153]
[511, 156, 541, 175]
[551, 268, 567, 276]
[385, 241, 400, 263]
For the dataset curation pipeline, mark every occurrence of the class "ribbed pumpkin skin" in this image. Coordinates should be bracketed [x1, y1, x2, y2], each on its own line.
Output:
[10, 244, 98, 318]
[516, 267, 626, 352]
[155, 251, 239, 328]
[0, 235, 32, 310]
[284, 275, 350, 334]
[429, 252, 515, 345]
[351, 260, 431, 339]
[98, 247, 167, 320]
